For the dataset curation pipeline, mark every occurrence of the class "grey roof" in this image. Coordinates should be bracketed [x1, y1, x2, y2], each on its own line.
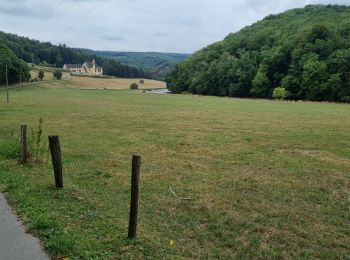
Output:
[86, 63, 102, 69]
[64, 64, 83, 69]
[85, 62, 93, 68]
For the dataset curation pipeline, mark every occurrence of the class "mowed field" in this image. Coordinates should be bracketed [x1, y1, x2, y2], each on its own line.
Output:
[63, 76, 166, 90]
[30, 69, 71, 81]
[0, 80, 349, 259]
[30, 70, 54, 81]
[28, 71, 164, 90]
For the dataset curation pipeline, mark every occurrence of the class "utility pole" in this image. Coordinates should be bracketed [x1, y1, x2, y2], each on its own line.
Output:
[5, 65, 9, 103]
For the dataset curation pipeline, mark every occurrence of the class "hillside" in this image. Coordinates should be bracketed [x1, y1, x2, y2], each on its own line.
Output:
[0, 31, 150, 84]
[79, 49, 189, 80]
[165, 5, 350, 102]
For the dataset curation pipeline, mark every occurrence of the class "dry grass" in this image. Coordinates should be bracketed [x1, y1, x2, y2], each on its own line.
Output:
[62, 76, 166, 90]
[30, 70, 54, 81]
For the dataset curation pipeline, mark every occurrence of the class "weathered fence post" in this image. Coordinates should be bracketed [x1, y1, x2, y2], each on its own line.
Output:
[128, 154, 141, 239]
[5, 65, 9, 103]
[20, 125, 28, 164]
[48, 135, 63, 188]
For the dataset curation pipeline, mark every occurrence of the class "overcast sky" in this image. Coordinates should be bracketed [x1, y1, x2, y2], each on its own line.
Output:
[0, 0, 348, 53]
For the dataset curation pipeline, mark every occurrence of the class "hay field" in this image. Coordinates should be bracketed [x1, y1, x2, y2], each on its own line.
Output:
[64, 76, 166, 90]
[30, 70, 54, 81]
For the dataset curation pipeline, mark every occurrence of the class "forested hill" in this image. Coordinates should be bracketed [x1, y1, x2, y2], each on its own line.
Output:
[0, 31, 150, 83]
[165, 5, 350, 102]
[79, 49, 189, 80]
[78, 50, 189, 69]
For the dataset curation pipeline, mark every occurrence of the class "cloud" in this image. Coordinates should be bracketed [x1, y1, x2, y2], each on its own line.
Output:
[0, 0, 348, 53]
[0, 0, 49, 18]
[102, 35, 125, 41]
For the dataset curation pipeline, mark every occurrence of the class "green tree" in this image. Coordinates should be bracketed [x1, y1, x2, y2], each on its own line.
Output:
[0, 44, 30, 85]
[301, 53, 328, 100]
[251, 65, 270, 98]
[272, 87, 287, 100]
[53, 69, 62, 80]
[129, 83, 139, 89]
[38, 70, 44, 81]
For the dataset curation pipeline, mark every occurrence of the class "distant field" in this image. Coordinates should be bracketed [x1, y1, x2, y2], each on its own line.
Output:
[62, 76, 166, 90]
[27, 73, 166, 90]
[0, 79, 349, 259]
[30, 69, 71, 82]
[30, 70, 54, 81]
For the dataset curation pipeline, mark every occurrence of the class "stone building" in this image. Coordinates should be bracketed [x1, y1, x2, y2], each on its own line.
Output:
[63, 59, 103, 76]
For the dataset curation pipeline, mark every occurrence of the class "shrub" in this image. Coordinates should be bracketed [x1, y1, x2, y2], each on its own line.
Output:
[139, 79, 144, 84]
[29, 118, 47, 164]
[273, 87, 287, 100]
[340, 96, 350, 103]
[130, 83, 139, 90]
[38, 70, 44, 81]
[53, 69, 62, 80]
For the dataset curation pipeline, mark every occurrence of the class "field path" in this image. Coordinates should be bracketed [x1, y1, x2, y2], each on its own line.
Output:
[0, 193, 49, 260]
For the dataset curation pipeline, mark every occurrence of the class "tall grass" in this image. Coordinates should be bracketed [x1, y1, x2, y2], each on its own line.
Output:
[0, 118, 48, 164]
[0, 129, 20, 159]
[29, 117, 48, 164]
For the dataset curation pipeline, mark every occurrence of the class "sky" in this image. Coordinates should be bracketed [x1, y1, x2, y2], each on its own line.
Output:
[0, 0, 348, 53]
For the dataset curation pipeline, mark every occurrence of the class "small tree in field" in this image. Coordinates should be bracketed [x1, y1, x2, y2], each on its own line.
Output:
[130, 83, 139, 90]
[273, 87, 287, 100]
[139, 79, 144, 84]
[53, 69, 62, 80]
[38, 70, 44, 81]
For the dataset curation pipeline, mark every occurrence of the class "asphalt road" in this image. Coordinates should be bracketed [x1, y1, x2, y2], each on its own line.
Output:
[0, 193, 49, 260]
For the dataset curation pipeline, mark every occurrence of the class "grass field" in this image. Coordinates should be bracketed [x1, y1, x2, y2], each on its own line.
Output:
[0, 80, 349, 259]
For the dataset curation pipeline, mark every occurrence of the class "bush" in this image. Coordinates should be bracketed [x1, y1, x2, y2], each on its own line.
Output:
[53, 69, 62, 80]
[340, 96, 350, 103]
[139, 79, 144, 84]
[38, 70, 44, 81]
[273, 87, 287, 100]
[130, 83, 139, 90]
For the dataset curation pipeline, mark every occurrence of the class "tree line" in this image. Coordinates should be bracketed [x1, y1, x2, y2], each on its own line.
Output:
[79, 49, 189, 80]
[0, 31, 149, 85]
[165, 5, 350, 102]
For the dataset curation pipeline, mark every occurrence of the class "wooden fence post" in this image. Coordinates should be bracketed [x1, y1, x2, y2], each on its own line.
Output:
[128, 154, 141, 239]
[5, 65, 9, 103]
[48, 135, 63, 188]
[20, 125, 28, 164]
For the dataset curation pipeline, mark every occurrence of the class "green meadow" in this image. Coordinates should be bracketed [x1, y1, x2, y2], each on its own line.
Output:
[0, 81, 349, 259]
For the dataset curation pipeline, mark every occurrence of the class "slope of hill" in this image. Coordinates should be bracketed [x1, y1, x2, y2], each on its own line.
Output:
[0, 31, 150, 84]
[165, 5, 350, 102]
[79, 50, 189, 68]
[79, 49, 189, 80]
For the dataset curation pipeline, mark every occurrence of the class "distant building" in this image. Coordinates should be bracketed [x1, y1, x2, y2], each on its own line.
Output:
[63, 59, 103, 76]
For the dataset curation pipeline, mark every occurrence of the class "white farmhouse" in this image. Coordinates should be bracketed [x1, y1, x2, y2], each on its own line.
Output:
[63, 59, 103, 76]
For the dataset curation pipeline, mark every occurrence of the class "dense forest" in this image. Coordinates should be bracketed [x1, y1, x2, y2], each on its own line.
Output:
[0, 44, 31, 84]
[0, 31, 149, 84]
[79, 49, 189, 80]
[166, 5, 350, 102]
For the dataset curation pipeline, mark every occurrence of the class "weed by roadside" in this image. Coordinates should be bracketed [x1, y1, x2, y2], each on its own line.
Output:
[29, 118, 48, 164]
[0, 118, 48, 164]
